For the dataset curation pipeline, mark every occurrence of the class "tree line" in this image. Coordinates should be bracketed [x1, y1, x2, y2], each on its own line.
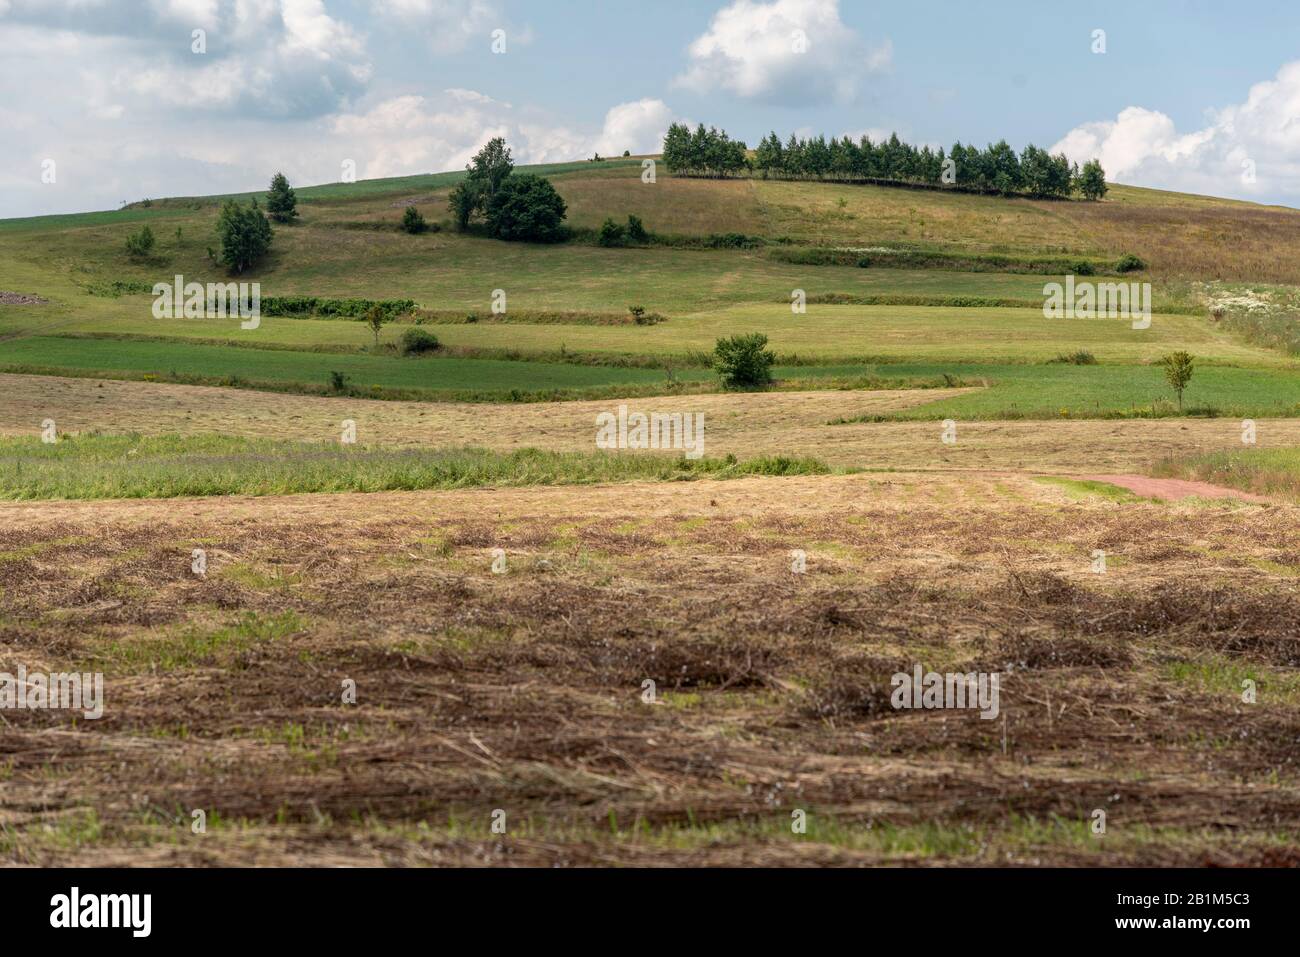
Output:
[662, 123, 1106, 200]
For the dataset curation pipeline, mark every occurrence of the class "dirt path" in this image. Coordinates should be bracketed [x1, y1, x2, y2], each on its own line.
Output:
[1084, 473, 1274, 503]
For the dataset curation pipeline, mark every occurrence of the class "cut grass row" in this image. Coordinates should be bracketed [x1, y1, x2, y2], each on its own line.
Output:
[0, 433, 836, 500]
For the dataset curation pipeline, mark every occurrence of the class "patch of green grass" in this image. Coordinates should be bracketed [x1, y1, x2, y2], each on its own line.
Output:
[100, 610, 303, 671]
[1165, 656, 1300, 702]
[220, 561, 301, 590]
[1033, 477, 1146, 502]
[0, 433, 839, 501]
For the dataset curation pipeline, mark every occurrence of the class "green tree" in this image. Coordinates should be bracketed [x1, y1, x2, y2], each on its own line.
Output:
[468, 136, 514, 200]
[216, 199, 273, 274]
[662, 122, 692, 172]
[365, 303, 389, 350]
[448, 137, 515, 229]
[265, 172, 297, 223]
[1160, 351, 1194, 411]
[125, 224, 155, 259]
[713, 332, 776, 389]
[485, 174, 567, 242]
[1078, 159, 1108, 200]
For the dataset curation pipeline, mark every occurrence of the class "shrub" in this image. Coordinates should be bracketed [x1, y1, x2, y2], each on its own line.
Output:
[329, 371, 350, 393]
[216, 199, 273, 274]
[401, 206, 427, 234]
[704, 232, 759, 248]
[266, 172, 298, 223]
[626, 215, 648, 243]
[485, 174, 568, 242]
[125, 225, 155, 259]
[598, 217, 625, 247]
[1073, 261, 1096, 276]
[400, 328, 441, 355]
[261, 296, 414, 320]
[1115, 253, 1146, 273]
[713, 332, 776, 389]
[1050, 349, 1097, 365]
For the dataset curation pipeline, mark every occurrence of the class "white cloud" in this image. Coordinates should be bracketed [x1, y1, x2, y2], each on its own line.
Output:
[0, 1, 371, 117]
[147, 0, 220, 22]
[368, 0, 509, 54]
[329, 93, 679, 179]
[591, 98, 675, 156]
[675, 0, 888, 105]
[1051, 61, 1300, 201]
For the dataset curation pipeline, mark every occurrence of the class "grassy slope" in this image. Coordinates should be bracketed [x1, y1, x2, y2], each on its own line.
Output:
[2, 156, 1298, 414]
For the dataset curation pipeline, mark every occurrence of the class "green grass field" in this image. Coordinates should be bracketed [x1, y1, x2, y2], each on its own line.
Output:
[832, 362, 1300, 420]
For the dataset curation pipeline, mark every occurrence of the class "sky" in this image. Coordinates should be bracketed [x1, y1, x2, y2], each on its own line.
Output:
[4, 0, 1300, 218]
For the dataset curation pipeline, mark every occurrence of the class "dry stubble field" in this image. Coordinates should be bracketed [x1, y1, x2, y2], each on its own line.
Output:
[2, 377, 1299, 866]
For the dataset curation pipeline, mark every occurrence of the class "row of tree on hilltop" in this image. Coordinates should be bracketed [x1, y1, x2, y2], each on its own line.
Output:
[662, 123, 1106, 200]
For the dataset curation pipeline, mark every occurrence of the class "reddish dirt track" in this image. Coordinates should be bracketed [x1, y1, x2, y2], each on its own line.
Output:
[1084, 474, 1274, 503]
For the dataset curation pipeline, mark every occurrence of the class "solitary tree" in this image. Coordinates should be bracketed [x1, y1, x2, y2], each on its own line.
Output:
[713, 332, 776, 389]
[265, 172, 298, 223]
[365, 304, 389, 350]
[1160, 351, 1194, 411]
[216, 199, 273, 274]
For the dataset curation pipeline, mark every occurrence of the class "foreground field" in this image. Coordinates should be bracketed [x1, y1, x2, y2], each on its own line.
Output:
[3, 471, 1297, 865]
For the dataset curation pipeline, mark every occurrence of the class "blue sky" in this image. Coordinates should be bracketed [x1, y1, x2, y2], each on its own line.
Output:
[4, 0, 1300, 217]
